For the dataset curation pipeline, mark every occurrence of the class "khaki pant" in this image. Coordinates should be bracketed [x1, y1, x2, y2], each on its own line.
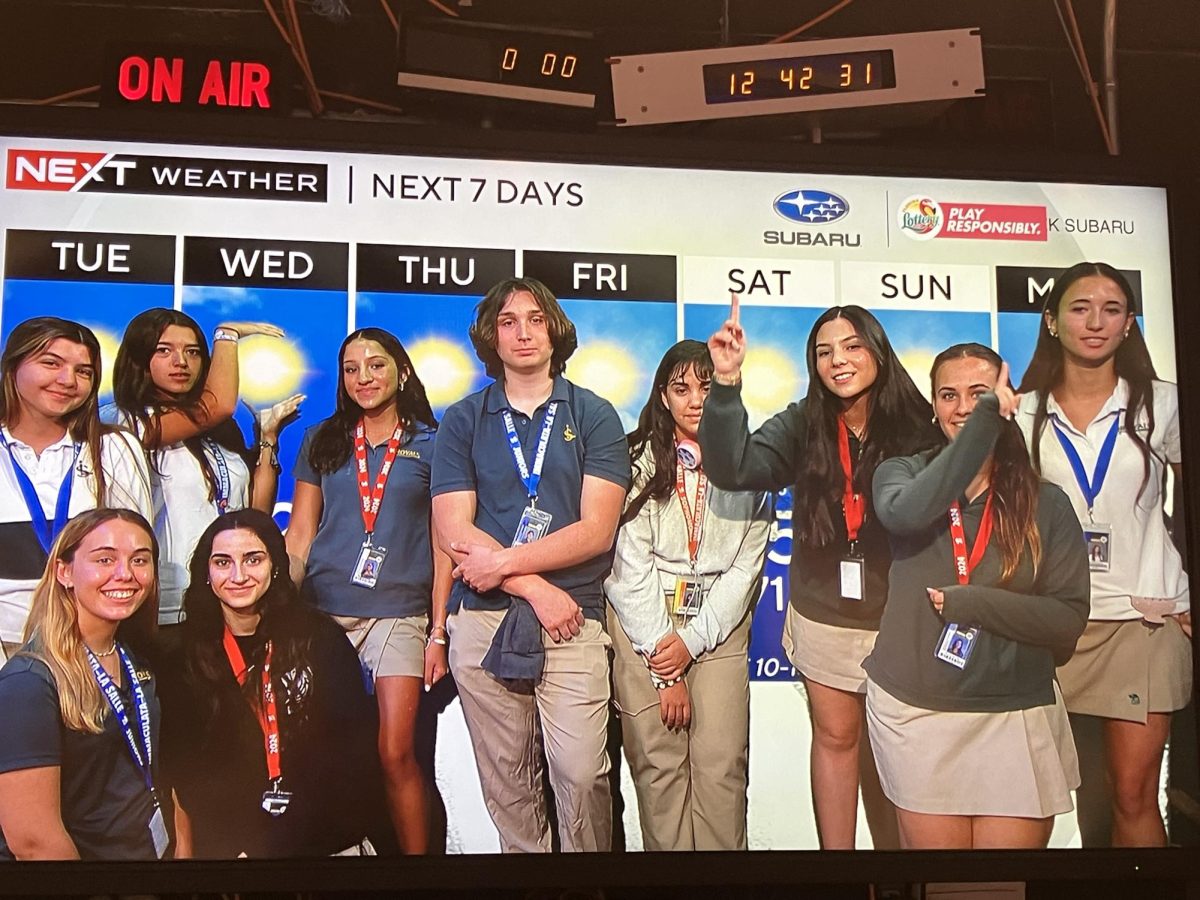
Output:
[609, 606, 750, 851]
[447, 606, 613, 853]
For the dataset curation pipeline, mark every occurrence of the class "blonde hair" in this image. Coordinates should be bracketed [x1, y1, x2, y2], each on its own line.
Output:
[22, 509, 159, 734]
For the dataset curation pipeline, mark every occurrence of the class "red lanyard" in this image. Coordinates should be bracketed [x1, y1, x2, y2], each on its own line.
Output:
[354, 419, 405, 537]
[837, 416, 865, 543]
[223, 626, 281, 783]
[947, 491, 995, 585]
[674, 461, 709, 567]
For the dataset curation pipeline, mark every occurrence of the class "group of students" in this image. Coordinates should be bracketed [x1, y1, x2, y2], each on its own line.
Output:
[0, 262, 1189, 859]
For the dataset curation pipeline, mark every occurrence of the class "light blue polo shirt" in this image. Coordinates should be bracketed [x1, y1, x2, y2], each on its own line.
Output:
[294, 422, 435, 618]
[431, 376, 630, 617]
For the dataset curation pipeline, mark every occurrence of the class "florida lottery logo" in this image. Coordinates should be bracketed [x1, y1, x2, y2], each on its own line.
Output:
[898, 195, 944, 241]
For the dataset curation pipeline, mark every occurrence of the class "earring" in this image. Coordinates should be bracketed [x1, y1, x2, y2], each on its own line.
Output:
[931, 414, 938, 425]
[1048, 327, 1058, 338]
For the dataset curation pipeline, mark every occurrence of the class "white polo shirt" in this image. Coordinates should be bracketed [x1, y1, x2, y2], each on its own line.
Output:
[100, 404, 252, 624]
[0, 426, 152, 642]
[1017, 379, 1188, 620]
[149, 439, 250, 624]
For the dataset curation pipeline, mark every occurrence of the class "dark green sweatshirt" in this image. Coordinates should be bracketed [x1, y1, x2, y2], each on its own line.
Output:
[700, 381, 892, 629]
[865, 392, 1090, 713]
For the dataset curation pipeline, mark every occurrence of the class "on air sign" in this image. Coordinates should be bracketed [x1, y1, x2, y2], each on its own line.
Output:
[101, 44, 287, 114]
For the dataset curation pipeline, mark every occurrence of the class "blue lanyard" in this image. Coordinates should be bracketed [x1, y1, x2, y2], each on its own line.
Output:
[202, 438, 232, 511]
[501, 402, 558, 502]
[86, 644, 156, 796]
[1051, 413, 1121, 516]
[0, 432, 80, 554]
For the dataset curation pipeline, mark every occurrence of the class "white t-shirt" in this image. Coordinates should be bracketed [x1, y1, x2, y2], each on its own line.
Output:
[100, 406, 252, 624]
[1017, 379, 1188, 620]
[0, 426, 152, 642]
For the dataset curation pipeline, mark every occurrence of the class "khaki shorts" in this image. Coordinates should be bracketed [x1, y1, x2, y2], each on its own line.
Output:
[782, 605, 877, 695]
[1057, 617, 1193, 723]
[332, 614, 427, 681]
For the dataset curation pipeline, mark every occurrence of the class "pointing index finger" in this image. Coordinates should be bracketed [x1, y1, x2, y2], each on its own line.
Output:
[729, 291, 740, 326]
[998, 360, 1011, 388]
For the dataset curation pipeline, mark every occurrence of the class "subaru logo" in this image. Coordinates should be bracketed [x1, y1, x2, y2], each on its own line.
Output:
[773, 189, 849, 225]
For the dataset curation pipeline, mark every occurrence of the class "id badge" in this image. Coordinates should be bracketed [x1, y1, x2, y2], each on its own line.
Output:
[148, 804, 169, 858]
[351, 542, 388, 588]
[935, 622, 979, 670]
[261, 788, 293, 817]
[839, 555, 865, 601]
[669, 578, 705, 619]
[1083, 523, 1112, 573]
[512, 505, 553, 546]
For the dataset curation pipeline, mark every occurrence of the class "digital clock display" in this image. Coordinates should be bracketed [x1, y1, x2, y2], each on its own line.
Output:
[702, 49, 896, 104]
[400, 19, 598, 96]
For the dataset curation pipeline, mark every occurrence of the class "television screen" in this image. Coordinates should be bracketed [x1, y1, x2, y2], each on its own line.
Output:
[0, 109, 1193, 889]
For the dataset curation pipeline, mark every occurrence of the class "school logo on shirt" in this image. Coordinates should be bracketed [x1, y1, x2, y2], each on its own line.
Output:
[563, 425, 577, 443]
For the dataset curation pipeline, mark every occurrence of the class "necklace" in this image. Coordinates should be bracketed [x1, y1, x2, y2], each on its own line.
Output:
[89, 641, 118, 658]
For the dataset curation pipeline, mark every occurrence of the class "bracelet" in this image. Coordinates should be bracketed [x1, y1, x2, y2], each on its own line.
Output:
[712, 370, 741, 387]
[426, 633, 448, 647]
[213, 327, 240, 344]
[256, 440, 280, 472]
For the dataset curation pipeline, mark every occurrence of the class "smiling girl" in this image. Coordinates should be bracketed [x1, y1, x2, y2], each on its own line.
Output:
[1017, 262, 1190, 846]
[0, 318, 151, 662]
[0, 508, 161, 860]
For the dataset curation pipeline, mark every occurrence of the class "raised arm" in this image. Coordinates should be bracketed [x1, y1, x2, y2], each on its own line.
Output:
[247, 394, 305, 514]
[872, 393, 1002, 536]
[699, 293, 801, 492]
[149, 322, 283, 448]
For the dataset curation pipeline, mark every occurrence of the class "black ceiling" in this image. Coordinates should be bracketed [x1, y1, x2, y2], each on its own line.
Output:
[2, 1, 1198, 163]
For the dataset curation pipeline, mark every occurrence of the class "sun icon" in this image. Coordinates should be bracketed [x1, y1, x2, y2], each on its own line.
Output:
[86, 324, 122, 400]
[898, 348, 937, 399]
[569, 341, 640, 409]
[740, 346, 801, 427]
[407, 337, 477, 407]
[238, 334, 307, 404]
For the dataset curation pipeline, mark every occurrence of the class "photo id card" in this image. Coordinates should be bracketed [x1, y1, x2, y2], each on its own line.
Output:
[149, 804, 169, 858]
[1083, 523, 1112, 573]
[512, 505, 553, 546]
[668, 579, 705, 619]
[351, 542, 388, 589]
[935, 622, 980, 670]
[839, 555, 865, 601]
[261, 787, 293, 817]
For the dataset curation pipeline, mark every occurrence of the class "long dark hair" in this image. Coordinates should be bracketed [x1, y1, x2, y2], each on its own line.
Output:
[0, 317, 116, 506]
[112, 308, 247, 501]
[932, 343, 1041, 585]
[1016, 261, 1157, 496]
[468, 277, 578, 379]
[180, 509, 317, 736]
[794, 306, 939, 548]
[624, 340, 713, 523]
[306, 328, 437, 475]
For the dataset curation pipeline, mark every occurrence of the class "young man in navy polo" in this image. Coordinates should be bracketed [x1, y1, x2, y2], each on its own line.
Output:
[431, 276, 629, 852]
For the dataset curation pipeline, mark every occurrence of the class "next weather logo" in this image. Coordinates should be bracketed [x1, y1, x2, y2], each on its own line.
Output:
[5, 149, 327, 202]
[898, 195, 1047, 242]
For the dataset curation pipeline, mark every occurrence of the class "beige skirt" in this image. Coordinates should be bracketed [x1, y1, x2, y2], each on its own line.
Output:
[782, 605, 877, 694]
[333, 613, 428, 680]
[1057, 617, 1192, 723]
[865, 679, 1080, 818]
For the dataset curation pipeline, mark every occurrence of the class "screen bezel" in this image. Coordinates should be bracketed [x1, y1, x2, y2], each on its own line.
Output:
[0, 103, 1195, 894]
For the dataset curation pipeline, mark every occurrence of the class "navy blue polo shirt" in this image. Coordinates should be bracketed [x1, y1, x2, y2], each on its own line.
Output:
[0, 651, 160, 861]
[431, 376, 630, 616]
[294, 422, 435, 619]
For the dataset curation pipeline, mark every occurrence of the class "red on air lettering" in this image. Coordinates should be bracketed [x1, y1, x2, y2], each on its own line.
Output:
[6, 149, 109, 191]
[117, 56, 184, 103]
[198, 60, 272, 109]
